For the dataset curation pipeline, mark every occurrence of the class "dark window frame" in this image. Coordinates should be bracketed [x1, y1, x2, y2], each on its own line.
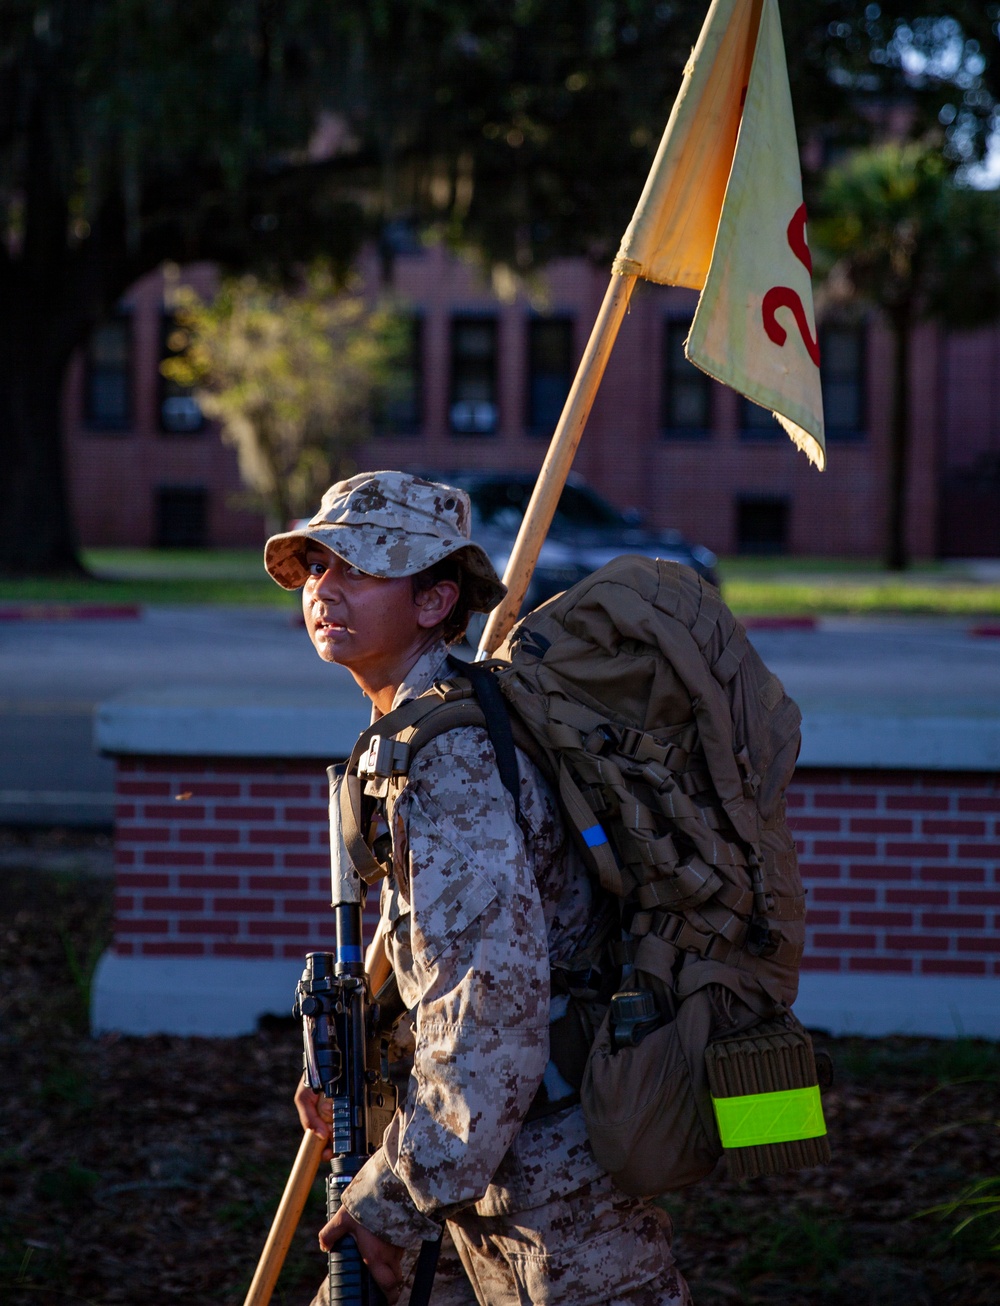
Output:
[526, 314, 575, 438]
[83, 309, 133, 433]
[661, 316, 713, 440]
[735, 494, 791, 555]
[449, 314, 499, 437]
[820, 321, 867, 443]
[154, 485, 210, 548]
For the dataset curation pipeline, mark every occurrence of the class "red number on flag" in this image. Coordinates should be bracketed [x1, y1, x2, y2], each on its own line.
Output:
[762, 203, 820, 367]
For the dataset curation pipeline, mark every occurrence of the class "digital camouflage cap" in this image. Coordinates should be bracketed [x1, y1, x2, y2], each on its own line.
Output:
[263, 470, 507, 613]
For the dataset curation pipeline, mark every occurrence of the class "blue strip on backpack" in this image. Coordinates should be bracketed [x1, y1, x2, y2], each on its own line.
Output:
[582, 824, 608, 848]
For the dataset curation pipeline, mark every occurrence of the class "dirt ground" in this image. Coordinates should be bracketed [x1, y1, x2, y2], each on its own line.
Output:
[1, 833, 998, 1306]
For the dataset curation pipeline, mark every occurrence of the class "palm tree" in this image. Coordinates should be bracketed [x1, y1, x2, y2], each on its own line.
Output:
[813, 141, 1000, 569]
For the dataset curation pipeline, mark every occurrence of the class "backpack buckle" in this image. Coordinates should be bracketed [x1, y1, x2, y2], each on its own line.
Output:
[431, 678, 473, 703]
[359, 735, 411, 780]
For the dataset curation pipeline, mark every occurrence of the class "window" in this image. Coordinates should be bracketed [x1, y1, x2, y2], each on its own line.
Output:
[527, 317, 574, 436]
[661, 318, 712, 436]
[155, 486, 209, 547]
[84, 313, 132, 431]
[738, 396, 783, 440]
[450, 317, 498, 435]
[374, 314, 423, 435]
[820, 324, 865, 441]
[159, 315, 205, 434]
[736, 496, 790, 555]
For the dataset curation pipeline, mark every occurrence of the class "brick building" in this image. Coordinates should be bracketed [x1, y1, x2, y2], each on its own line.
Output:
[65, 247, 1000, 559]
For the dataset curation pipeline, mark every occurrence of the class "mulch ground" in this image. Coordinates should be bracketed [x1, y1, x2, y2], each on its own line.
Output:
[1, 833, 998, 1306]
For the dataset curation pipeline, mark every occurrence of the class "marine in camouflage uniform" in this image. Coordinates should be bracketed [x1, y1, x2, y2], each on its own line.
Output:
[265, 472, 690, 1306]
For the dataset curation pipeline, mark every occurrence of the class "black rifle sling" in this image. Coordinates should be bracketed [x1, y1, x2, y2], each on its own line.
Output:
[409, 1234, 443, 1306]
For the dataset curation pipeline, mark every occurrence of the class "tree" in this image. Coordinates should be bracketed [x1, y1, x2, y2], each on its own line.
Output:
[2, 1, 999, 575]
[161, 271, 404, 534]
[812, 140, 1000, 569]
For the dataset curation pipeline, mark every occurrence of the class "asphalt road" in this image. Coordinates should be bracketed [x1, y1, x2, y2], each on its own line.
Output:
[1, 607, 998, 826]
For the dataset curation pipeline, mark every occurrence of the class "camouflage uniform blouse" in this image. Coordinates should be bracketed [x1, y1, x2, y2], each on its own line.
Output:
[341, 641, 603, 1249]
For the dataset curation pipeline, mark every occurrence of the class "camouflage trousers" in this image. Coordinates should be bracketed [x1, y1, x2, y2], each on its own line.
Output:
[309, 1172, 690, 1306]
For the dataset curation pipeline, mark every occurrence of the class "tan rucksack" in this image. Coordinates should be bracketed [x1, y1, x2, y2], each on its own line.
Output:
[340, 556, 830, 1193]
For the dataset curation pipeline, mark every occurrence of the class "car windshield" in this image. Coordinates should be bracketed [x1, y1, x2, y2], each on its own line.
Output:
[469, 479, 625, 531]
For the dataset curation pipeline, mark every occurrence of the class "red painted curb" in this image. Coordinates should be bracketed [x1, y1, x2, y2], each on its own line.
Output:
[0, 603, 142, 622]
[970, 624, 1000, 638]
[742, 615, 817, 631]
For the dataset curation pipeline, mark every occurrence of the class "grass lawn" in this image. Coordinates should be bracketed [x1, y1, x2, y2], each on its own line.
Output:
[1, 550, 999, 617]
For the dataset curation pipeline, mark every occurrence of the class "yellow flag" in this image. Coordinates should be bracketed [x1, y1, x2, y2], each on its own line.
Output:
[614, 0, 825, 469]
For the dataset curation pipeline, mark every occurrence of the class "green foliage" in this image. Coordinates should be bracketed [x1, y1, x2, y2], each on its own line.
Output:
[922, 1178, 1000, 1256]
[161, 269, 407, 529]
[837, 1036, 1000, 1086]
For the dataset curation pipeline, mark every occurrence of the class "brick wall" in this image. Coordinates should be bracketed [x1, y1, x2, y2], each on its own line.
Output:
[112, 758, 1000, 974]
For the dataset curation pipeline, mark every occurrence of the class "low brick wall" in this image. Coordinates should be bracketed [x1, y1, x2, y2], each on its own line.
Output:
[111, 758, 1000, 976]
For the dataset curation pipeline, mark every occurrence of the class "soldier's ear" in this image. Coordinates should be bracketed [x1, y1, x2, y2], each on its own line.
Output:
[414, 579, 460, 630]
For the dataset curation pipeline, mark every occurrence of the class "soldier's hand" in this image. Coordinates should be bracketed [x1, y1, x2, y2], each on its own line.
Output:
[319, 1207, 405, 1303]
[294, 1079, 333, 1161]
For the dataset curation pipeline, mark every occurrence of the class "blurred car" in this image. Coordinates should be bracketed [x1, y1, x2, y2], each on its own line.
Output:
[444, 470, 719, 614]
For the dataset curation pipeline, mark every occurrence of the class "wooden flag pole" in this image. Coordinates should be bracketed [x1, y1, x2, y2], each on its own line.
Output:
[242, 1128, 326, 1306]
[476, 270, 637, 658]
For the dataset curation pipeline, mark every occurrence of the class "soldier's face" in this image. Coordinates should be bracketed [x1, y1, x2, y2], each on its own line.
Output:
[301, 545, 421, 675]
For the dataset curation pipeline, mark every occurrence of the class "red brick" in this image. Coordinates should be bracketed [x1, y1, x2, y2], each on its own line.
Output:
[958, 843, 1000, 859]
[178, 781, 242, 797]
[924, 819, 987, 837]
[282, 896, 336, 914]
[799, 955, 842, 971]
[115, 848, 136, 866]
[813, 840, 878, 857]
[848, 957, 913, 973]
[813, 793, 877, 811]
[248, 875, 310, 891]
[115, 941, 135, 955]
[248, 828, 310, 846]
[212, 896, 275, 913]
[178, 918, 240, 935]
[922, 912, 986, 930]
[813, 886, 877, 903]
[284, 853, 331, 870]
[849, 818, 913, 835]
[921, 958, 987, 976]
[787, 816, 841, 833]
[919, 865, 986, 883]
[249, 782, 315, 799]
[886, 794, 950, 812]
[804, 910, 841, 926]
[886, 889, 949, 906]
[119, 919, 169, 934]
[142, 895, 204, 912]
[179, 827, 239, 844]
[178, 873, 240, 889]
[143, 850, 205, 866]
[785, 791, 806, 809]
[885, 934, 949, 951]
[124, 826, 171, 843]
[958, 797, 1000, 813]
[812, 932, 877, 950]
[115, 894, 135, 912]
[885, 841, 949, 858]
[115, 803, 136, 820]
[118, 872, 170, 888]
[284, 805, 328, 823]
[849, 910, 913, 927]
[213, 852, 276, 868]
[142, 942, 206, 956]
[798, 863, 843, 880]
[141, 804, 207, 821]
[248, 920, 312, 936]
[957, 890, 1000, 906]
[849, 864, 913, 881]
[212, 942, 275, 958]
[957, 936, 1000, 953]
[215, 804, 277, 822]
[118, 780, 173, 796]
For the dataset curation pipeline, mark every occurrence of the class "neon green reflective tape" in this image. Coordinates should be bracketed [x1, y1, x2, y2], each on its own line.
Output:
[711, 1085, 827, 1149]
